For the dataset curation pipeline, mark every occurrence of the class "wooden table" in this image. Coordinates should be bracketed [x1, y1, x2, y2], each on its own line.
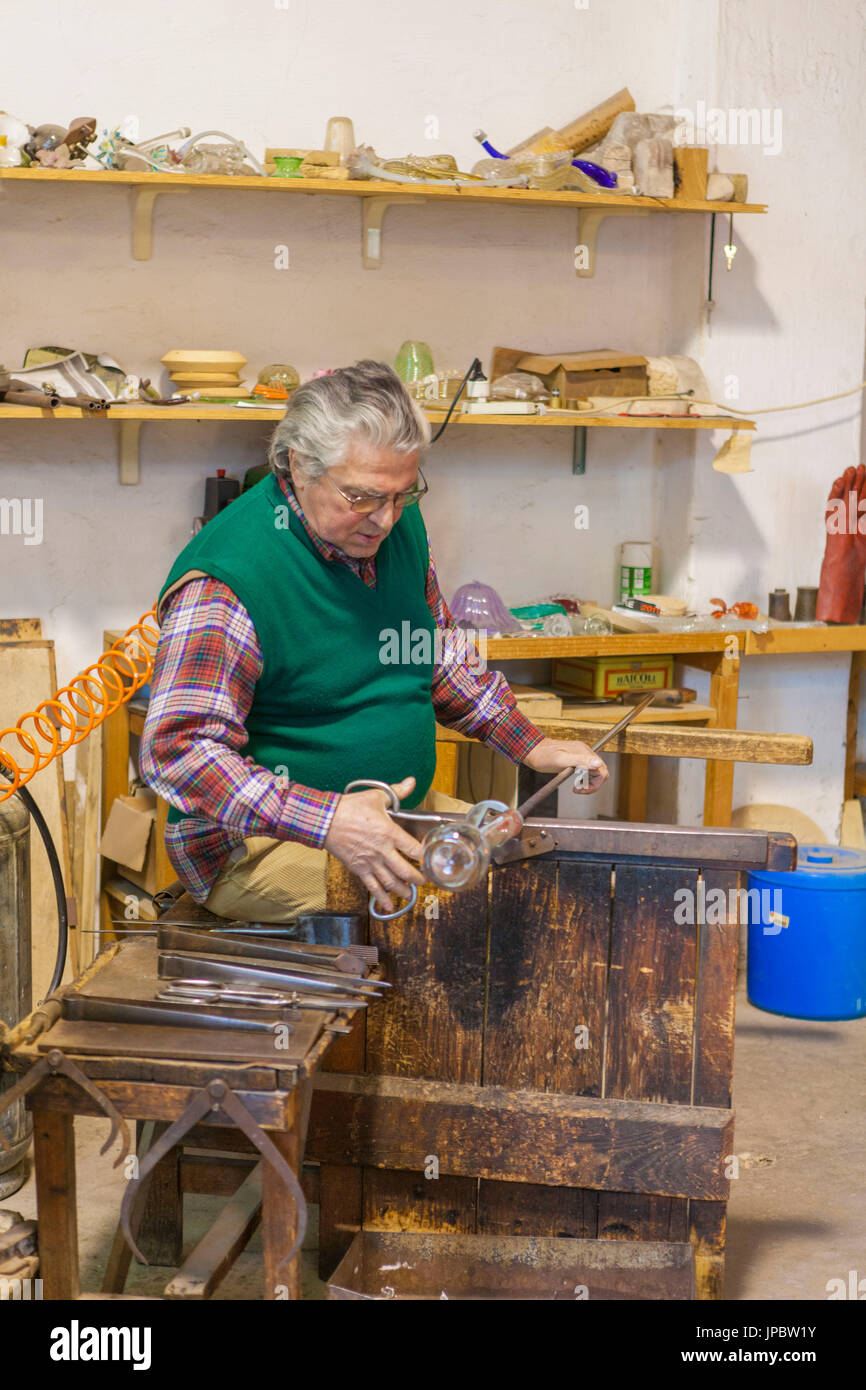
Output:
[437, 625, 866, 827]
[2, 932, 351, 1300]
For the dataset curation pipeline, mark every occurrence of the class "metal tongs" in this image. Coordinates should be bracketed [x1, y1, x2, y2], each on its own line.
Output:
[350, 693, 654, 921]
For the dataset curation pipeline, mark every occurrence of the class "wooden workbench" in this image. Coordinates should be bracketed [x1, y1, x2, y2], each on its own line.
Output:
[312, 817, 797, 1300]
[475, 625, 865, 826]
[2, 934, 353, 1300]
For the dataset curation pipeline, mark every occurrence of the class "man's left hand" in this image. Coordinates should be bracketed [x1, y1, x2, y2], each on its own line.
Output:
[522, 739, 609, 794]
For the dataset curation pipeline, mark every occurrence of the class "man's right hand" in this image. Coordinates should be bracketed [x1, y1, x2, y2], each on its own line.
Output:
[324, 776, 424, 913]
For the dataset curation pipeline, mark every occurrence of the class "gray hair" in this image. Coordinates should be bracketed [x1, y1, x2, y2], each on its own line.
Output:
[268, 359, 431, 482]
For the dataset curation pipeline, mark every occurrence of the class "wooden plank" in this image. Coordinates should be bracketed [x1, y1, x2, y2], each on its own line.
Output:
[71, 723, 102, 968]
[486, 634, 731, 660]
[746, 626, 866, 655]
[0, 640, 73, 999]
[23, 1075, 292, 1128]
[362, 875, 487, 1237]
[261, 1098, 301, 1300]
[692, 871, 740, 1110]
[844, 652, 865, 799]
[430, 740, 459, 797]
[0, 164, 769, 214]
[309, 1073, 733, 1199]
[689, 868, 740, 1300]
[134, 1120, 182, 1266]
[604, 864, 698, 1103]
[165, 1162, 262, 1299]
[365, 880, 487, 1084]
[438, 721, 811, 764]
[703, 651, 740, 826]
[598, 862, 699, 1248]
[32, 1106, 79, 1299]
[362, 1169, 479, 1235]
[689, 1199, 727, 1300]
[0, 618, 41, 641]
[476, 1183, 598, 1239]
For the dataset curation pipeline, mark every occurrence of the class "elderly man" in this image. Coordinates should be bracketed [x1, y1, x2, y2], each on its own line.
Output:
[141, 360, 608, 920]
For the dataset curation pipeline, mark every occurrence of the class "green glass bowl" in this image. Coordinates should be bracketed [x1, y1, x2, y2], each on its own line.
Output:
[272, 155, 304, 177]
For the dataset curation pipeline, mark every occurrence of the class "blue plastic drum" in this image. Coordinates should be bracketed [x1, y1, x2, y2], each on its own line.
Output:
[747, 844, 866, 1020]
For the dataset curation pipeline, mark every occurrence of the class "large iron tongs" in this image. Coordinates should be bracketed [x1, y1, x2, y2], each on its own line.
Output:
[0, 1048, 131, 1168]
[120, 1078, 307, 1277]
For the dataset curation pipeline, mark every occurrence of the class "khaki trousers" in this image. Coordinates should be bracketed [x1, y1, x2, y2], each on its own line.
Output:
[204, 788, 470, 922]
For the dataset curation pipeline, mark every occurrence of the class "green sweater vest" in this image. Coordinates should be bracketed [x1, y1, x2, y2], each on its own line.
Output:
[158, 474, 437, 822]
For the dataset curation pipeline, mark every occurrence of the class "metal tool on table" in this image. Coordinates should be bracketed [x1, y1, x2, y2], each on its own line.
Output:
[62, 992, 297, 1034]
[158, 953, 377, 1010]
[0, 1048, 131, 1167]
[155, 980, 290, 1007]
[107, 922, 376, 975]
[355, 693, 655, 919]
[158, 944, 382, 998]
[156, 925, 384, 984]
[120, 1077, 308, 1274]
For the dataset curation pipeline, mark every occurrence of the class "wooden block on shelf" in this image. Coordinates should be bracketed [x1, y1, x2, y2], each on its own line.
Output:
[730, 174, 749, 202]
[674, 147, 709, 201]
[510, 684, 564, 719]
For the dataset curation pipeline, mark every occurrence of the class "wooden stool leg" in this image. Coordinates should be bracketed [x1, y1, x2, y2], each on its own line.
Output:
[32, 1106, 79, 1300]
[134, 1121, 183, 1265]
[261, 1092, 302, 1300]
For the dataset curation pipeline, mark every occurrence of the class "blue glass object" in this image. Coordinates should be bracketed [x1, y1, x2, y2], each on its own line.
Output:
[473, 130, 617, 189]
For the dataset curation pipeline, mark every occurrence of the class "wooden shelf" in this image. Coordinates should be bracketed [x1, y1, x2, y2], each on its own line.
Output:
[487, 632, 734, 659]
[744, 626, 866, 654]
[488, 627, 866, 660]
[0, 401, 750, 429]
[0, 165, 768, 213]
[0, 166, 766, 271]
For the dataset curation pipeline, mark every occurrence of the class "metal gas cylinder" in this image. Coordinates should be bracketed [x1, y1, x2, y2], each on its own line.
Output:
[0, 794, 31, 1197]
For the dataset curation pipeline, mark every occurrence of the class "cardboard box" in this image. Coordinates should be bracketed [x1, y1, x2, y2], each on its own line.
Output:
[99, 788, 160, 894]
[553, 655, 673, 700]
[490, 346, 648, 405]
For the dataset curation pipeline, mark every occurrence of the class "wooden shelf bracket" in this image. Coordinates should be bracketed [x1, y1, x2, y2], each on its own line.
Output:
[361, 195, 426, 269]
[131, 186, 189, 261]
[575, 206, 651, 278]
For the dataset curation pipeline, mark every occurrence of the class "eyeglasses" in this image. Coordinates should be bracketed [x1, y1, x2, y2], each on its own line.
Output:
[322, 468, 428, 516]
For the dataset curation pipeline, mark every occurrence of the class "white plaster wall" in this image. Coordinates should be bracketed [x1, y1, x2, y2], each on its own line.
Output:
[0, 0, 863, 834]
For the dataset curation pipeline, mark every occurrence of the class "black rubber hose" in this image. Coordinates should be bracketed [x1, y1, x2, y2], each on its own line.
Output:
[0, 773, 68, 997]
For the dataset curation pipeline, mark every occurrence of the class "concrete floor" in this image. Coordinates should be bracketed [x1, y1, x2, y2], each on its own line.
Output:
[5, 982, 864, 1301]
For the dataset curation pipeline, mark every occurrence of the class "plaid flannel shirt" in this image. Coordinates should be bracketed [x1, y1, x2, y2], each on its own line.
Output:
[139, 475, 544, 900]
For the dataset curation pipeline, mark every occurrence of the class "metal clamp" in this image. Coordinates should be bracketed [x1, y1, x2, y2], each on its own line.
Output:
[0, 1048, 131, 1168]
[342, 779, 419, 921]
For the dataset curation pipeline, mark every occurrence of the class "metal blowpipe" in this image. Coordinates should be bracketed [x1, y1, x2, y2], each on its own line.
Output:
[515, 692, 655, 819]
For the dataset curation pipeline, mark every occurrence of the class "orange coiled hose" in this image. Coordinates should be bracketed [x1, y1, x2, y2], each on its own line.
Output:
[0, 606, 160, 802]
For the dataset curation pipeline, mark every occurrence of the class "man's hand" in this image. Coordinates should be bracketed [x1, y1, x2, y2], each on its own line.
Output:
[522, 739, 609, 794]
[324, 775, 424, 912]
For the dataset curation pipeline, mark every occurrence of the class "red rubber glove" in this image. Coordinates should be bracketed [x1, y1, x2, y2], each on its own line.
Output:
[816, 464, 866, 623]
